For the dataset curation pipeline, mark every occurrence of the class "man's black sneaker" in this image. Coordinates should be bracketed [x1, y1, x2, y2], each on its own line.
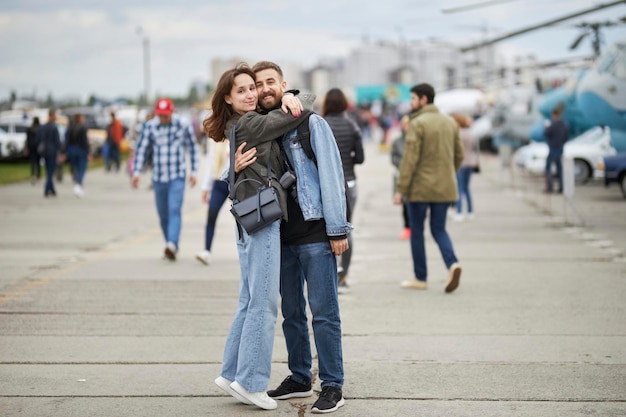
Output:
[267, 376, 313, 400]
[311, 386, 345, 414]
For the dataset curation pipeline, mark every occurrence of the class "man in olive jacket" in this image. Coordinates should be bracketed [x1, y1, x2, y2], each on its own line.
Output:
[393, 83, 463, 293]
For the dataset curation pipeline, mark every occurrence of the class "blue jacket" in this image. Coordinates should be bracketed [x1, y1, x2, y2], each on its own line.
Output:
[37, 122, 62, 158]
[544, 119, 569, 151]
[281, 114, 353, 237]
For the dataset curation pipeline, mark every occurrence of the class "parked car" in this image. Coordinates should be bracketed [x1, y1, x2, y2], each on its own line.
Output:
[515, 126, 617, 183]
[0, 122, 28, 159]
[600, 153, 626, 199]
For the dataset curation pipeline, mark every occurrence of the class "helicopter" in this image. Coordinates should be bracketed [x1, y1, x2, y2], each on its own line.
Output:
[456, 0, 626, 152]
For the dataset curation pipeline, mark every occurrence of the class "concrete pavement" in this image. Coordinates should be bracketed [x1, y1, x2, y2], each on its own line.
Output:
[0, 141, 625, 417]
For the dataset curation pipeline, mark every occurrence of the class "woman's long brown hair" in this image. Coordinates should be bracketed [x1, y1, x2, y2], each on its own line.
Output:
[203, 63, 256, 142]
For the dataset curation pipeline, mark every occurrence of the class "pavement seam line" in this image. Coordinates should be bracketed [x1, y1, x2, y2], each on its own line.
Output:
[0, 228, 162, 306]
[0, 204, 206, 306]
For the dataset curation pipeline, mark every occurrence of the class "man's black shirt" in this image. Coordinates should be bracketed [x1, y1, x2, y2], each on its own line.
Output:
[280, 194, 327, 245]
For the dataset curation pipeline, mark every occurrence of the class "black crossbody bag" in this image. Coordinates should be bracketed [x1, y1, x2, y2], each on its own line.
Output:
[228, 126, 282, 238]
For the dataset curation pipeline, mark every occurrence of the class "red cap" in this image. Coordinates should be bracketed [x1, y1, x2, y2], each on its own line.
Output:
[154, 98, 174, 115]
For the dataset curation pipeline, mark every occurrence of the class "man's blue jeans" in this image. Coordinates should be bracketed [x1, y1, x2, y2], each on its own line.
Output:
[280, 241, 344, 389]
[44, 156, 57, 196]
[152, 178, 185, 247]
[106, 142, 120, 172]
[545, 149, 563, 192]
[406, 202, 459, 282]
[221, 220, 281, 392]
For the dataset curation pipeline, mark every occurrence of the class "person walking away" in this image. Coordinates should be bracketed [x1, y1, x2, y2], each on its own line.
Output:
[235, 61, 352, 414]
[131, 98, 200, 261]
[106, 111, 124, 172]
[393, 83, 463, 293]
[25, 117, 41, 184]
[65, 113, 91, 198]
[195, 138, 230, 265]
[543, 106, 569, 193]
[38, 109, 63, 197]
[54, 121, 67, 183]
[451, 113, 479, 221]
[203, 63, 313, 411]
[321, 87, 364, 292]
[391, 114, 411, 239]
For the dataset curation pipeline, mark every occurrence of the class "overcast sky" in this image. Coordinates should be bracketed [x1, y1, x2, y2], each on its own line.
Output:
[1, 0, 625, 102]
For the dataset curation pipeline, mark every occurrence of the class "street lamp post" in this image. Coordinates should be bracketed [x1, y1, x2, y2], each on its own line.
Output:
[136, 27, 151, 106]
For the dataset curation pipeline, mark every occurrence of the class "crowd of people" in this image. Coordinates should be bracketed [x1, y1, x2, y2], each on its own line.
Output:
[22, 62, 490, 414]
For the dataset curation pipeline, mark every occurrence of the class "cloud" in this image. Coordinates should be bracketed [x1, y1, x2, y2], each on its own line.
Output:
[1, 0, 625, 101]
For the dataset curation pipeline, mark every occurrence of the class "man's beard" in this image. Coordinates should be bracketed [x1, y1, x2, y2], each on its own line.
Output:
[259, 92, 282, 111]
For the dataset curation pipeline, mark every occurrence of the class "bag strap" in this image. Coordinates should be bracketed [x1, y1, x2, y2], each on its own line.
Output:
[228, 126, 237, 200]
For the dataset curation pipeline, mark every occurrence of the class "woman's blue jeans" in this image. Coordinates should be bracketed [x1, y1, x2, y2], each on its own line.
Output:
[152, 178, 185, 247]
[66, 145, 88, 186]
[204, 180, 229, 251]
[406, 202, 459, 281]
[280, 241, 344, 389]
[221, 220, 281, 392]
[456, 166, 474, 214]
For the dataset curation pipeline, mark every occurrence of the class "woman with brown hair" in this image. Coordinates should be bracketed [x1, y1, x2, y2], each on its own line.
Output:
[321, 88, 364, 291]
[451, 113, 479, 221]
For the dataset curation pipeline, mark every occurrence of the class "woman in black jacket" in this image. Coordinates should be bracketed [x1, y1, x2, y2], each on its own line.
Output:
[322, 88, 365, 292]
[25, 117, 41, 183]
[65, 113, 90, 198]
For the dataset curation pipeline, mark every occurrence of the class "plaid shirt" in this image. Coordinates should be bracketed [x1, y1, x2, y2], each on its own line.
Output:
[133, 115, 199, 183]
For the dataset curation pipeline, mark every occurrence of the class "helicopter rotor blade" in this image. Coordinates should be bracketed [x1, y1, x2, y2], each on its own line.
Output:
[570, 32, 589, 50]
[460, 0, 626, 52]
[442, 0, 519, 14]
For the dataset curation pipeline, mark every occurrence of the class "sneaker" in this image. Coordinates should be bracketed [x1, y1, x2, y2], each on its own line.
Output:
[164, 242, 177, 261]
[214, 376, 252, 405]
[311, 386, 345, 414]
[195, 250, 211, 265]
[230, 381, 277, 410]
[452, 213, 464, 222]
[337, 278, 350, 294]
[73, 184, 85, 198]
[401, 279, 428, 290]
[445, 263, 462, 293]
[400, 227, 411, 240]
[337, 266, 348, 287]
[267, 375, 313, 400]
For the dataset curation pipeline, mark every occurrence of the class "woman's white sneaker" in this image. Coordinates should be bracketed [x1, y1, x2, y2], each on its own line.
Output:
[230, 381, 277, 410]
[214, 376, 252, 405]
[195, 250, 211, 265]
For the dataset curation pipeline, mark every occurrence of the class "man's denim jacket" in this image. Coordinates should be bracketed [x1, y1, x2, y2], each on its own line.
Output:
[281, 114, 354, 237]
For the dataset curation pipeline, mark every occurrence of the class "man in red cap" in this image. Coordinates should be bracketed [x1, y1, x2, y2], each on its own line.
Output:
[132, 98, 200, 261]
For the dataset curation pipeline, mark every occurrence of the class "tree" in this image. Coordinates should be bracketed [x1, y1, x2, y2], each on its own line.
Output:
[187, 85, 199, 104]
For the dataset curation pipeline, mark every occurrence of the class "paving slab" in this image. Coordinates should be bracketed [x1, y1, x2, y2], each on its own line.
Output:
[1, 141, 625, 417]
